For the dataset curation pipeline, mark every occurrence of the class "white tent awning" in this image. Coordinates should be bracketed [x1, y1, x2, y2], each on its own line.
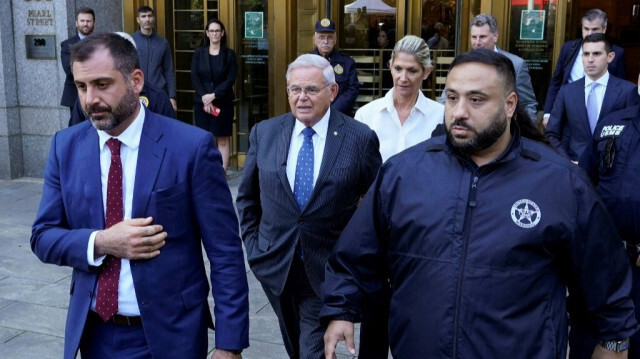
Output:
[344, 0, 396, 15]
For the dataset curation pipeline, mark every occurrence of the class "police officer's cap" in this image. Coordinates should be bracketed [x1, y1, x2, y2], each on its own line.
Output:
[315, 18, 336, 33]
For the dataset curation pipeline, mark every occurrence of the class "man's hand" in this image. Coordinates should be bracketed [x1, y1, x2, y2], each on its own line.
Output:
[170, 98, 177, 111]
[94, 217, 166, 260]
[591, 344, 628, 359]
[211, 349, 241, 359]
[324, 320, 356, 359]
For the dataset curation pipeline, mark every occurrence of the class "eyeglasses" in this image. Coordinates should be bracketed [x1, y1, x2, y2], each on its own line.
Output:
[287, 84, 330, 96]
[207, 29, 222, 34]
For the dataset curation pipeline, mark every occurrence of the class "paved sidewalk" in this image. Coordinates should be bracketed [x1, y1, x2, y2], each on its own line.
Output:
[0, 176, 359, 358]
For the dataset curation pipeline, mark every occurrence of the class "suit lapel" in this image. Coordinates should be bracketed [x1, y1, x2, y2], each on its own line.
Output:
[573, 78, 591, 133]
[309, 110, 345, 203]
[79, 126, 105, 229]
[600, 77, 621, 121]
[276, 115, 298, 208]
[132, 110, 166, 218]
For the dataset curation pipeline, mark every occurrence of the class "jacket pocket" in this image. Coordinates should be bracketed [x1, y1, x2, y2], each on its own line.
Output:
[181, 279, 209, 309]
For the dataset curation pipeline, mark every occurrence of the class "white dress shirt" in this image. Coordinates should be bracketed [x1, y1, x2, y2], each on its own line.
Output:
[584, 71, 609, 122]
[355, 88, 444, 162]
[286, 109, 330, 191]
[87, 104, 145, 316]
[570, 47, 585, 83]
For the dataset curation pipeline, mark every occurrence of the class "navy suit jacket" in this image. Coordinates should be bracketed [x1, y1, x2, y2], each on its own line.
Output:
[60, 35, 81, 107]
[236, 109, 381, 297]
[545, 75, 638, 161]
[544, 38, 626, 113]
[31, 109, 249, 358]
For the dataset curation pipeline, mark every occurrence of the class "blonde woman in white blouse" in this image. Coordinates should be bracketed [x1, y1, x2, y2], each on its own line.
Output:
[355, 35, 444, 162]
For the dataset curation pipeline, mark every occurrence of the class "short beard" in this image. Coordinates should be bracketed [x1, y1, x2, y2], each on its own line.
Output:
[85, 85, 139, 132]
[446, 111, 507, 156]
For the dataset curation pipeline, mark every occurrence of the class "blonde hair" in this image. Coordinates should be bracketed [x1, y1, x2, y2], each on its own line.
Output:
[389, 35, 432, 70]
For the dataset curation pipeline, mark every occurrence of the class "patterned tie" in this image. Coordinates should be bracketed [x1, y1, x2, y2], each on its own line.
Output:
[96, 138, 123, 322]
[587, 82, 600, 134]
[294, 127, 315, 210]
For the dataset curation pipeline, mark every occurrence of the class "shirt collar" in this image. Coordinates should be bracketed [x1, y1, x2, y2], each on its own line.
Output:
[97, 101, 146, 151]
[585, 71, 609, 88]
[78, 33, 87, 40]
[383, 88, 429, 114]
[294, 108, 330, 140]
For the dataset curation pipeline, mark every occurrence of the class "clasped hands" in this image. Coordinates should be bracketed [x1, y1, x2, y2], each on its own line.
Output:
[202, 93, 216, 113]
[94, 217, 167, 260]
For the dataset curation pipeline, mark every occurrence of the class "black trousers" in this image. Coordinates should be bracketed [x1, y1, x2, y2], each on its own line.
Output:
[263, 255, 326, 359]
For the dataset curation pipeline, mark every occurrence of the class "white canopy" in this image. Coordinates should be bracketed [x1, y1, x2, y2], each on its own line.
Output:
[344, 0, 396, 15]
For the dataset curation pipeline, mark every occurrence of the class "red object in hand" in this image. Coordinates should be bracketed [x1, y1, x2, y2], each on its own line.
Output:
[204, 105, 221, 117]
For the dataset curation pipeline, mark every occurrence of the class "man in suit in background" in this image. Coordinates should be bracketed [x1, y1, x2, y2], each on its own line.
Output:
[60, 7, 95, 113]
[32, 33, 248, 359]
[545, 33, 638, 162]
[236, 54, 381, 358]
[469, 13, 539, 122]
[543, 8, 626, 125]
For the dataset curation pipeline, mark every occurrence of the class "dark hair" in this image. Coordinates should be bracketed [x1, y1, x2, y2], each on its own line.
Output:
[205, 18, 228, 48]
[70, 33, 140, 80]
[450, 49, 515, 94]
[582, 9, 607, 28]
[449, 49, 548, 144]
[137, 6, 154, 16]
[76, 7, 95, 21]
[583, 33, 612, 53]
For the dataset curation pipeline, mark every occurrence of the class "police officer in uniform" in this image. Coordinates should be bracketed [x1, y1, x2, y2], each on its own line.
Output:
[580, 81, 640, 359]
[311, 18, 360, 116]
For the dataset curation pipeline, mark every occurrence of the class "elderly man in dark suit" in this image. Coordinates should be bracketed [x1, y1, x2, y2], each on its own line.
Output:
[237, 54, 381, 358]
[543, 8, 626, 124]
[545, 33, 638, 162]
[60, 7, 95, 112]
[32, 33, 248, 359]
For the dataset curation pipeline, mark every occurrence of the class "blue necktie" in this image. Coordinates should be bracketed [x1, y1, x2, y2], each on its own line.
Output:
[587, 82, 600, 134]
[294, 127, 315, 210]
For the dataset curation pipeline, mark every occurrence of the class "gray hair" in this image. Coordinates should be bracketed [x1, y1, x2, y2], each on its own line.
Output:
[583, 9, 607, 28]
[390, 35, 432, 70]
[286, 54, 335, 84]
[470, 14, 498, 33]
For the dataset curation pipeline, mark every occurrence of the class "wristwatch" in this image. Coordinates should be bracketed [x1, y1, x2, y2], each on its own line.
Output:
[599, 338, 630, 352]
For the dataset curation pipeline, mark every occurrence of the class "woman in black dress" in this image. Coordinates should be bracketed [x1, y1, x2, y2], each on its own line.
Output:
[191, 18, 237, 171]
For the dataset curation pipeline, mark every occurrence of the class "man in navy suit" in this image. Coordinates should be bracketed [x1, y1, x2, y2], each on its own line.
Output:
[32, 33, 249, 359]
[60, 7, 95, 112]
[236, 54, 381, 358]
[545, 33, 638, 162]
[543, 9, 626, 124]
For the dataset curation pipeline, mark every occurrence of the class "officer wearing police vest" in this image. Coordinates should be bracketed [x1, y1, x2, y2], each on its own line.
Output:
[311, 18, 360, 116]
[579, 78, 640, 359]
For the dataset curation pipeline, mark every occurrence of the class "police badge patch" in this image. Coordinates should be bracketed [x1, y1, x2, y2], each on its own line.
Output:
[600, 125, 625, 138]
[511, 199, 541, 229]
[334, 64, 344, 75]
